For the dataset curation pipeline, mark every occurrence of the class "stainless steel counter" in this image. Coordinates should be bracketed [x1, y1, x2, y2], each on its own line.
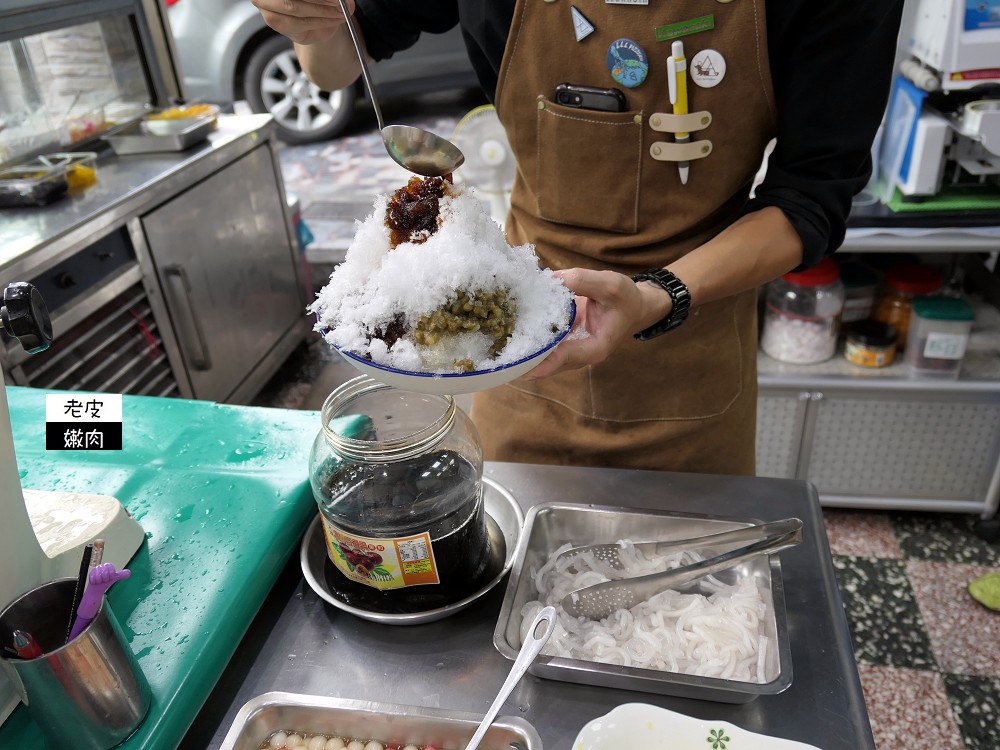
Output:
[0, 113, 308, 404]
[0, 114, 276, 281]
[183, 462, 873, 750]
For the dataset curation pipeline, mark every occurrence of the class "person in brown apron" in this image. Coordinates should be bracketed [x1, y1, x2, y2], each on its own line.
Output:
[254, 0, 902, 476]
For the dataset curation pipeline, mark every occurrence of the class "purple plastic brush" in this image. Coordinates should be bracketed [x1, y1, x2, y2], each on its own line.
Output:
[67, 563, 131, 642]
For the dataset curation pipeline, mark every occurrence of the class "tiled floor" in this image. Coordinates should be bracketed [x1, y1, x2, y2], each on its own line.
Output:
[253, 92, 1000, 750]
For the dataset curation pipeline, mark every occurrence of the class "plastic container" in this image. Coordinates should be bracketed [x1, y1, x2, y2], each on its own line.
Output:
[760, 257, 845, 364]
[838, 261, 879, 325]
[844, 321, 897, 368]
[0, 165, 69, 208]
[873, 264, 942, 350]
[62, 107, 106, 145]
[308, 375, 491, 614]
[905, 296, 974, 380]
[39, 152, 99, 190]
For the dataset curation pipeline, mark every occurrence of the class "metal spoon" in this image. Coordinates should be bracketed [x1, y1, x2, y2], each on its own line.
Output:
[462, 605, 557, 750]
[336, 0, 465, 176]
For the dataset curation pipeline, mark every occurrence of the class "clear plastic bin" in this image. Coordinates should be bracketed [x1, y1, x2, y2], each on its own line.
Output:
[0, 165, 69, 207]
[39, 152, 99, 190]
[905, 296, 974, 380]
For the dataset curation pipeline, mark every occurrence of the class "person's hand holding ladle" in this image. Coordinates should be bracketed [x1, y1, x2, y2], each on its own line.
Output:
[335, 0, 465, 177]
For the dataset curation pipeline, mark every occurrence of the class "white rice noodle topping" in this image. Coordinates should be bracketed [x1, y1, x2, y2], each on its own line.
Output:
[521, 540, 771, 683]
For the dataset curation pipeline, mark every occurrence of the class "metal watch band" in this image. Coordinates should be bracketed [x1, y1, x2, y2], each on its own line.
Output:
[631, 269, 692, 340]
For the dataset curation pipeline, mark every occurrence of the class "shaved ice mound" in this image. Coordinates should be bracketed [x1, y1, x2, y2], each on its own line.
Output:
[311, 177, 574, 374]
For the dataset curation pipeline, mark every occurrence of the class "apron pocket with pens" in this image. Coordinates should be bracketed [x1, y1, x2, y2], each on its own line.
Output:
[536, 100, 643, 234]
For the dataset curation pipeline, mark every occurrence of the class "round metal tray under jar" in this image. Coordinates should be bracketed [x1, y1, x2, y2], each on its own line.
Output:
[300, 477, 523, 625]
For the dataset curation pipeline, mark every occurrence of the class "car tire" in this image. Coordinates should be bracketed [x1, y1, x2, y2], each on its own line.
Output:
[244, 35, 357, 144]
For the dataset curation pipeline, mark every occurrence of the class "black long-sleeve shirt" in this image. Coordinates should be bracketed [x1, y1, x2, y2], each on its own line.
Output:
[355, 0, 904, 267]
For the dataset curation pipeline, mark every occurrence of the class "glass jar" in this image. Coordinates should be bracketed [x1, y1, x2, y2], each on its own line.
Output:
[309, 375, 492, 614]
[872, 264, 942, 351]
[761, 258, 845, 364]
[838, 261, 879, 327]
[844, 321, 897, 368]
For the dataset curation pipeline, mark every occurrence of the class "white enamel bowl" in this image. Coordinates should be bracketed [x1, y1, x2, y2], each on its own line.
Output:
[330, 301, 575, 396]
[572, 703, 822, 750]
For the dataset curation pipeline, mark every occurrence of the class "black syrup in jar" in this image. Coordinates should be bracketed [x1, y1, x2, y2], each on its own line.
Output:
[317, 450, 501, 614]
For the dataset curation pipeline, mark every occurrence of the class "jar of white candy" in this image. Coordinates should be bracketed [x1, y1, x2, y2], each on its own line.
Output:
[761, 258, 845, 364]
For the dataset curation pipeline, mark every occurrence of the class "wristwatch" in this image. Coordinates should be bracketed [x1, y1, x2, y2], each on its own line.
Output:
[631, 268, 692, 340]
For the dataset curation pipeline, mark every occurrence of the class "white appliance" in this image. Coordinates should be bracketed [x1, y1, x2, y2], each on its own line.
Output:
[0, 283, 144, 725]
[905, 0, 1000, 92]
[886, 0, 1000, 197]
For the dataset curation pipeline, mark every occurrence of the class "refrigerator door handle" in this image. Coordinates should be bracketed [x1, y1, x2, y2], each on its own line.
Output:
[162, 265, 212, 371]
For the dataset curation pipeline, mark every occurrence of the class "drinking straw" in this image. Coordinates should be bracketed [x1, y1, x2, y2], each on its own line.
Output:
[65, 543, 93, 643]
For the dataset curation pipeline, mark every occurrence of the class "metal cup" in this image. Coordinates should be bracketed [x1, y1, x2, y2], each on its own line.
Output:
[0, 577, 150, 749]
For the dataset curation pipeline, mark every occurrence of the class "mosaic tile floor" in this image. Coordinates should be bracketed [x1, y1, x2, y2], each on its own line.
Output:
[256, 92, 1000, 750]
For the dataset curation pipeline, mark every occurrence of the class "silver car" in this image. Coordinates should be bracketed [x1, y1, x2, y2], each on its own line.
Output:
[164, 0, 477, 143]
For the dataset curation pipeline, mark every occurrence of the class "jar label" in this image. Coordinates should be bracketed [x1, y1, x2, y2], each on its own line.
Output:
[845, 340, 894, 368]
[321, 517, 440, 590]
[922, 332, 968, 361]
[841, 297, 874, 323]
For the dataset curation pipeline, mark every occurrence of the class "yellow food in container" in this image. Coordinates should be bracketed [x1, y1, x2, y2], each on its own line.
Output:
[40, 153, 99, 190]
[145, 104, 220, 130]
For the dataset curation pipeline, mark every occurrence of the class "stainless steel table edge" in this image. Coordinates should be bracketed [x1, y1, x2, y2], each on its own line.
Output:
[185, 463, 875, 750]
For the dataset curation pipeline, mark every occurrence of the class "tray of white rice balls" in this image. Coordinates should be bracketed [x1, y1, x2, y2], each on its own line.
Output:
[311, 177, 575, 396]
[219, 693, 541, 750]
[492, 503, 793, 703]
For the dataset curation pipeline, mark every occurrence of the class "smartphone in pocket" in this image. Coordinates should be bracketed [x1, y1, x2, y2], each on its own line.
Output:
[553, 83, 627, 113]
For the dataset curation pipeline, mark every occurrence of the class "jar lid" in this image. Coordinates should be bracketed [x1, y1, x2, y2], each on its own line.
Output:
[912, 295, 974, 322]
[838, 261, 878, 290]
[847, 320, 897, 347]
[885, 264, 942, 295]
[782, 257, 840, 287]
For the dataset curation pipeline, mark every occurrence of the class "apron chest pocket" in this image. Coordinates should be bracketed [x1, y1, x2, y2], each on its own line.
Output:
[536, 101, 643, 234]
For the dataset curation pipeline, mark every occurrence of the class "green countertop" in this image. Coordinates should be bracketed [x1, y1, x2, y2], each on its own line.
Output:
[0, 386, 321, 749]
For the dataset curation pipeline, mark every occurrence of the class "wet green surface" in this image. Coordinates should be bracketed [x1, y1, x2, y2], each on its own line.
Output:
[1, 387, 320, 749]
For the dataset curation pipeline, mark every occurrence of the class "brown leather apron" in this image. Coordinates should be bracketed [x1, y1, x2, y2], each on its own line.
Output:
[471, 0, 776, 475]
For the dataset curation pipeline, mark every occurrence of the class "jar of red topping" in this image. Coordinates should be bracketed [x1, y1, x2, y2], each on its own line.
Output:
[872, 265, 942, 351]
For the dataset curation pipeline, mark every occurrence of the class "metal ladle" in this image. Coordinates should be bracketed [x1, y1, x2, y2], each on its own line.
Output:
[462, 605, 557, 750]
[336, 0, 465, 177]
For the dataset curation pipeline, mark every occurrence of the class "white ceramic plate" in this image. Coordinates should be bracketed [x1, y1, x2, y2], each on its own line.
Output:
[330, 302, 575, 396]
[572, 703, 822, 750]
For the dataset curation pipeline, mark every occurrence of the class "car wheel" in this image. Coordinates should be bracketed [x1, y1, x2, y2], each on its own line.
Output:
[244, 35, 357, 144]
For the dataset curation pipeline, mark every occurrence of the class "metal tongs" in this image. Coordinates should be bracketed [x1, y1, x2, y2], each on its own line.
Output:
[559, 518, 803, 620]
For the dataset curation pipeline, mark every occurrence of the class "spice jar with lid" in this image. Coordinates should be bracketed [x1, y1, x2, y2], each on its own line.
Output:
[838, 261, 879, 327]
[905, 296, 975, 380]
[761, 257, 845, 364]
[844, 321, 897, 368]
[872, 264, 942, 350]
[309, 375, 493, 614]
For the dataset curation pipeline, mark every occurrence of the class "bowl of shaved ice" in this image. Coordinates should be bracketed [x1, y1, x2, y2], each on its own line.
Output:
[310, 177, 575, 396]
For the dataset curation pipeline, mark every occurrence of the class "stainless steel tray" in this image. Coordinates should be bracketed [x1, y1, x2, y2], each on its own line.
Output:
[103, 118, 211, 154]
[219, 692, 543, 750]
[492, 502, 793, 703]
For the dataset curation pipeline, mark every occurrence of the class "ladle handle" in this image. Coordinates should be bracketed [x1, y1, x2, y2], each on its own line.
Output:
[336, 0, 384, 130]
[462, 606, 557, 750]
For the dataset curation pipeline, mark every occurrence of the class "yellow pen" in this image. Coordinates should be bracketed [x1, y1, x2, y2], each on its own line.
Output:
[667, 40, 690, 185]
